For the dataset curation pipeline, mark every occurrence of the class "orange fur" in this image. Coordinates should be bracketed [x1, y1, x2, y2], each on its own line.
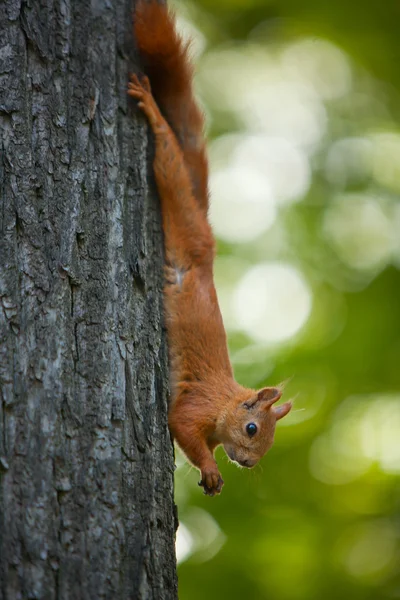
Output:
[129, 1, 292, 496]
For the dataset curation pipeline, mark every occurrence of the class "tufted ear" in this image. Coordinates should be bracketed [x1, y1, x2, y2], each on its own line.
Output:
[272, 401, 292, 420]
[243, 386, 282, 409]
[258, 386, 282, 407]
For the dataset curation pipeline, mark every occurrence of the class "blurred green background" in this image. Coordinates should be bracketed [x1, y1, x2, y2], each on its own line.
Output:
[171, 0, 400, 598]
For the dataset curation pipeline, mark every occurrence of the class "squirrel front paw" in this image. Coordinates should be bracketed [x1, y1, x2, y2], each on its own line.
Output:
[199, 466, 224, 497]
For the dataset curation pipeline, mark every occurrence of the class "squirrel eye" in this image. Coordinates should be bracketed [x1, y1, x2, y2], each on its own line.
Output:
[246, 422, 257, 437]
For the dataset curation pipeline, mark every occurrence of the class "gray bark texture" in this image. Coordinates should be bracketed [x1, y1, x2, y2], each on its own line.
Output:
[0, 0, 178, 598]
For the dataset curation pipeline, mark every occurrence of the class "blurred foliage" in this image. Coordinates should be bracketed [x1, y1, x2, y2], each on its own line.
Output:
[171, 0, 400, 599]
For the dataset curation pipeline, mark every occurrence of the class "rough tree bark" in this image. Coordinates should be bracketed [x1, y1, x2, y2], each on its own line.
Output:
[0, 1, 178, 598]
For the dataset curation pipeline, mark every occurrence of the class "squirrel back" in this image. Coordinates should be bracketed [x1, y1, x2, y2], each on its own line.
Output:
[134, 1, 209, 213]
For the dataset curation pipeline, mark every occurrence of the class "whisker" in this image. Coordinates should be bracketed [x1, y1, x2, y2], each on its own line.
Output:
[251, 463, 263, 483]
[183, 464, 194, 478]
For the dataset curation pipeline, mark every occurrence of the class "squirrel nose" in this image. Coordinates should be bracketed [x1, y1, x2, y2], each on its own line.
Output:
[238, 458, 251, 468]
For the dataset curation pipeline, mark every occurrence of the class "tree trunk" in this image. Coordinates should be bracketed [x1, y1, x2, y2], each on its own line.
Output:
[0, 1, 177, 598]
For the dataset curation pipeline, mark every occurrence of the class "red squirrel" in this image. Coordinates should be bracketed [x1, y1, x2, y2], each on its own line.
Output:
[128, 0, 292, 496]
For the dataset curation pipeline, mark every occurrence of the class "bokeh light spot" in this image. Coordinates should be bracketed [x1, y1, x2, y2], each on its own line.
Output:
[176, 508, 226, 565]
[310, 394, 400, 485]
[337, 522, 397, 582]
[241, 80, 327, 149]
[176, 522, 194, 564]
[231, 135, 311, 205]
[371, 132, 400, 193]
[325, 137, 373, 188]
[233, 263, 312, 343]
[210, 166, 276, 242]
[323, 194, 395, 271]
[281, 38, 352, 100]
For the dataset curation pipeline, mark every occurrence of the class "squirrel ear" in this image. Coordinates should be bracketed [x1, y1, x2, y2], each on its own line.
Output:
[272, 401, 292, 420]
[258, 386, 282, 407]
[244, 387, 282, 409]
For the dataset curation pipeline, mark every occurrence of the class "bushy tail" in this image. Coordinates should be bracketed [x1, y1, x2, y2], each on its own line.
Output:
[134, 0, 209, 213]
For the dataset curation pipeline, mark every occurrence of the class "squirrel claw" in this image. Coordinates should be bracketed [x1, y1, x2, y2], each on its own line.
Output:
[199, 470, 224, 497]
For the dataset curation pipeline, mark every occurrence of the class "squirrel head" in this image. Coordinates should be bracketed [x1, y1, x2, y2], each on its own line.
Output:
[220, 386, 292, 468]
